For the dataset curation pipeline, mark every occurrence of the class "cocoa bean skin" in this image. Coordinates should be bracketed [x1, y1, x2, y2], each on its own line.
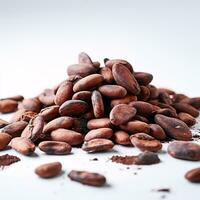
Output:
[2, 121, 28, 138]
[185, 167, 200, 183]
[68, 170, 106, 186]
[120, 121, 150, 134]
[0, 99, 18, 113]
[91, 90, 104, 118]
[59, 100, 88, 117]
[35, 162, 62, 178]
[39, 141, 71, 155]
[43, 116, 74, 134]
[112, 63, 140, 95]
[54, 81, 73, 106]
[39, 105, 60, 122]
[113, 130, 131, 145]
[110, 104, 136, 125]
[130, 133, 162, 152]
[84, 128, 113, 141]
[51, 129, 83, 146]
[167, 141, 200, 161]
[10, 137, 35, 155]
[87, 118, 111, 129]
[154, 114, 192, 141]
[98, 85, 127, 99]
[82, 138, 114, 152]
[73, 74, 104, 92]
[0, 132, 12, 150]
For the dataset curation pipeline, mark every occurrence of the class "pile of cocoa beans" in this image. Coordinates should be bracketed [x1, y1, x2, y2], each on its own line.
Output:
[0, 52, 200, 183]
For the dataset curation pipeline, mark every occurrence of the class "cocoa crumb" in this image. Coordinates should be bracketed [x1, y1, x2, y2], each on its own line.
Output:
[111, 155, 137, 165]
[0, 154, 20, 168]
[90, 158, 98, 161]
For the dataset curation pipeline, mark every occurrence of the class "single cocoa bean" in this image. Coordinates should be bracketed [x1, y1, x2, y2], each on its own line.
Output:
[134, 72, 153, 86]
[18, 98, 41, 113]
[149, 124, 166, 140]
[178, 112, 196, 127]
[105, 59, 133, 72]
[185, 167, 200, 183]
[38, 89, 55, 106]
[87, 118, 111, 129]
[110, 95, 137, 108]
[72, 91, 92, 102]
[0, 132, 12, 150]
[0, 99, 18, 113]
[91, 90, 104, 118]
[39, 105, 60, 122]
[113, 130, 131, 145]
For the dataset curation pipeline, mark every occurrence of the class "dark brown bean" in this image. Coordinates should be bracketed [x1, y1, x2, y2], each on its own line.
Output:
[185, 167, 200, 183]
[51, 129, 83, 146]
[120, 121, 150, 134]
[135, 151, 160, 165]
[82, 138, 114, 152]
[39, 105, 60, 121]
[154, 114, 192, 141]
[10, 137, 35, 155]
[59, 100, 88, 116]
[91, 90, 104, 118]
[167, 141, 200, 161]
[2, 121, 28, 138]
[54, 81, 73, 105]
[137, 86, 150, 101]
[147, 85, 159, 100]
[39, 141, 71, 155]
[181, 97, 200, 109]
[35, 162, 62, 178]
[98, 85, 127, 99]
[43, 116, 74, 134]
[72, 91, 92, 102]
[68, 170, 106, 186]
[87, 118, 111, 129]
[84, 128, 113, 141]
[149, 124, 166, 140]
[112, 63, 140, 95]
[73, 74, 104, 92]
[130, 133, 162, 152]
[173, 103, 199, 118]
[0, 132, 12, 150]
[159, 91, 173, 105]
[0, 99, 18, 113]
[134, 72, 153, 86]
[21, 115, 44, 142]
[110, 104, 136, 125]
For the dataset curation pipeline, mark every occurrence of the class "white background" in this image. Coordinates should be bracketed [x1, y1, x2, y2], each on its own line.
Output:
[0, 0, 200, 200]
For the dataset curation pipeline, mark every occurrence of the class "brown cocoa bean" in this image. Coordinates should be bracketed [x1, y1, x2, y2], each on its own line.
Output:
[73, 74, 104, 92]
[2, 121, 28, 138]
[185, 167, 200, 183]
[67, 64, 97, 77]
[113, 130, 131, 145]
[137, 86, 150, 101]
[154, 108, 177, 118]
[82, 138, 114, 152]
[178, 112, 196, 127]
[35, 162, 62, 178]
[154, 114, 192, 141]
[98, 85, 127, 99]
[91, 90, 104, 118]
[110, 104, 136, 125]
[72, 91, 92, 102]
[147, 85, 159, 100]
[39, 141, 71, 155]
[0, 132, 12, 150]
[0, 95, 24, 102]
[173, 103, 199, 118]
[39, 105, 60, 121]
[120, 120, 150, 134]
[43, 116, 74, 134]
[167, 141, 200, 161]
[134, 72, 153, 86]
[59, 100, 88, 116]
[130, 133, 162, 152]
[78, 52, 93, 65]
[110, 95, 137, 108]
[0, 99, 18, 113]
[38, 89, 55, 106]
[149, 124, 166, 140]
[10, 137, 35, 155]
[100, 67, 114, 83]
[21, 115, 44, 142]
[18, 98, 41, 113]
[84, 128, 113, 141]
[51, 129, 83, 146]
[112, 63, 140, 95]
[68, 170, 106, 186]
[54, 81, 73, 105]
[87, 118, 111, 129]
[181, 97, 200, 109]
[135, 151, 160, 165]
[159, 91, 173, 105]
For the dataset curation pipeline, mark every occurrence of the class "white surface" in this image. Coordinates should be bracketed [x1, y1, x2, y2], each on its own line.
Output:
[0, 0, 200, 199]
